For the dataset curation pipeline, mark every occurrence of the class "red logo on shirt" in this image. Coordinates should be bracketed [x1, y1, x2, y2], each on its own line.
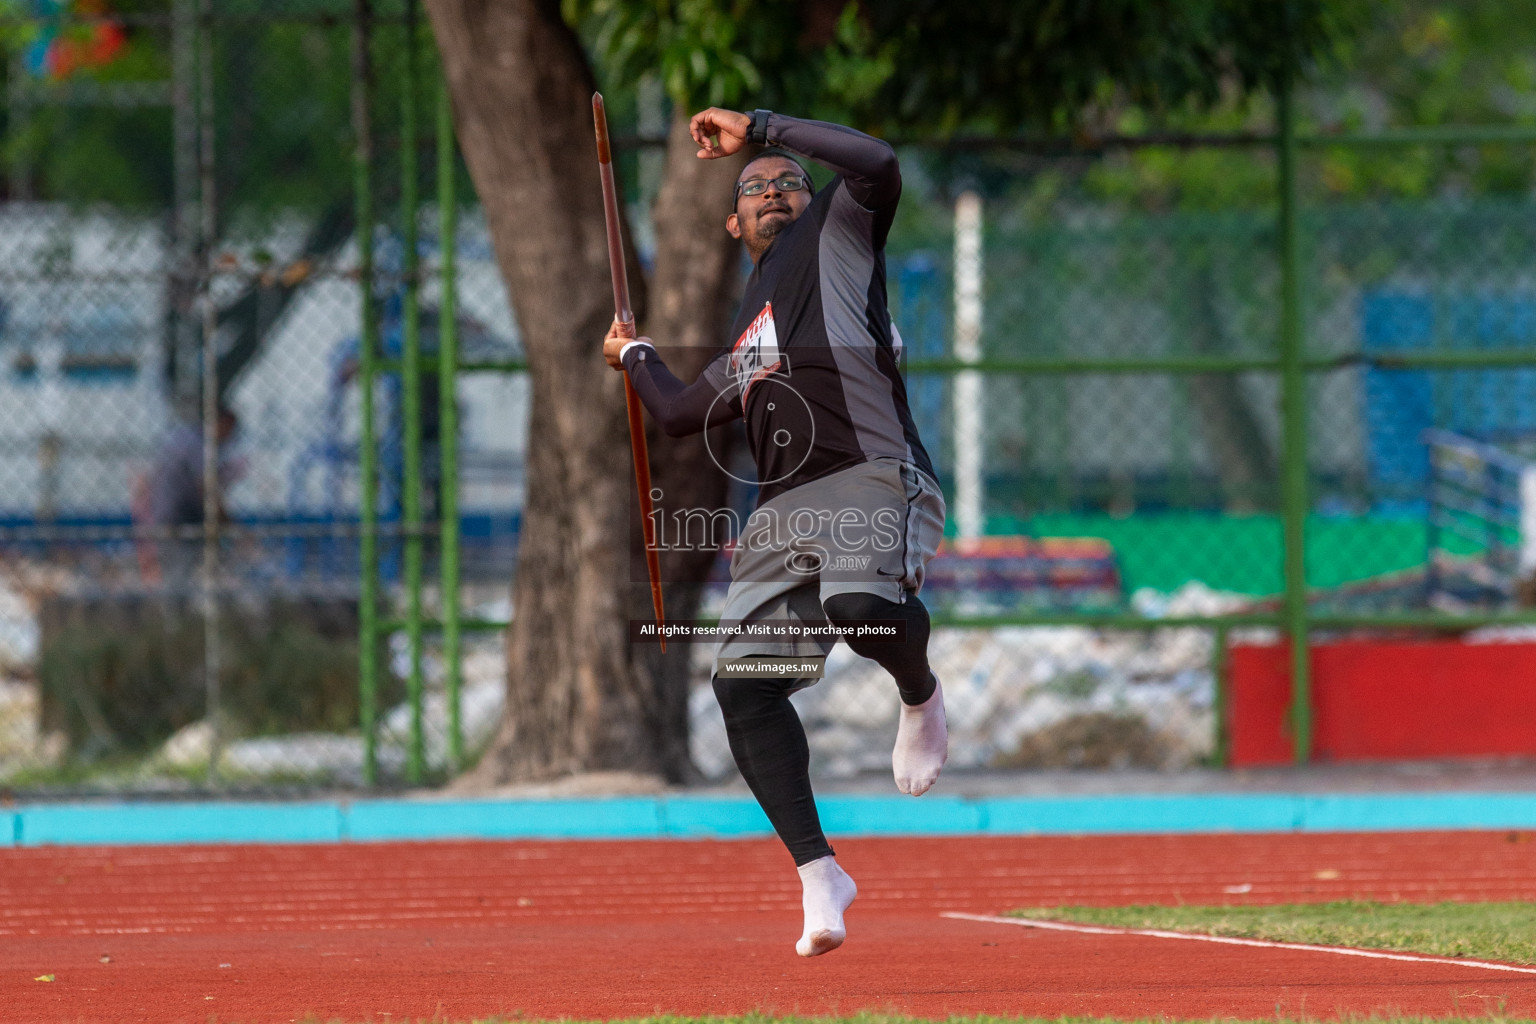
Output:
[729, 302, 782, 402]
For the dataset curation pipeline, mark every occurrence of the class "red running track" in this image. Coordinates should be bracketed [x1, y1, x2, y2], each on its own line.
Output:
[4, 831, 1536, 1023]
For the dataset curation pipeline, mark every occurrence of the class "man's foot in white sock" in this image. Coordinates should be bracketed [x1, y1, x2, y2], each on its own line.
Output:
[796, 856, 857, 957]
[894, 675, 947, 796]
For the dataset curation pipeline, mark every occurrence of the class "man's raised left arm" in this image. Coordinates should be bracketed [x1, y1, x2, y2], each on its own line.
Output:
[690, 107, 899, 211]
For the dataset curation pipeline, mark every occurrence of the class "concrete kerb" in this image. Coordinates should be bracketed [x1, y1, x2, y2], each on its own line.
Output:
[7, 791, 1536, 847]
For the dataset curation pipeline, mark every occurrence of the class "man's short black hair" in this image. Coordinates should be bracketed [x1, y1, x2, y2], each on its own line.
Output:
[734, 148, 815, 207]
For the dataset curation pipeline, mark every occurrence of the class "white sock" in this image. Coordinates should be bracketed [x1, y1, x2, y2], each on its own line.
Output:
[795, 855, 857, 957]
[893, 675, 947, 796]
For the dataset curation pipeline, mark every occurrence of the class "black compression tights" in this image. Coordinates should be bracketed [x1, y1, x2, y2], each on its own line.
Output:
[822, 591, 936, 706]
[711, 591, 936, 866]
[712, 671, 831, 866]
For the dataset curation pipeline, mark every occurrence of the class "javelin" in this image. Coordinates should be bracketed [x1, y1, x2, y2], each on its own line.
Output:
[594, 92, 666, 652]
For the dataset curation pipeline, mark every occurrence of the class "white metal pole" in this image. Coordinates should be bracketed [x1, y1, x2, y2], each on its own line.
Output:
[36, 329, 63, 523]
[953, 190, 984, 546]
[1518, 465, 1536, 578]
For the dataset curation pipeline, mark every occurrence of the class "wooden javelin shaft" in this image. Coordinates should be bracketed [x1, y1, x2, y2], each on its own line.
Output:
[593, 92, 667, 652]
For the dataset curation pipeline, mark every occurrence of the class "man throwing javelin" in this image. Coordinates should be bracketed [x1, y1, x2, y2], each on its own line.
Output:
[603, 107, 947, 957]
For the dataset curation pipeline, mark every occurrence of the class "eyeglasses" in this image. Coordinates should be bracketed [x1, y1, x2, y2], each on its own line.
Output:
[734, 174, 811, 203]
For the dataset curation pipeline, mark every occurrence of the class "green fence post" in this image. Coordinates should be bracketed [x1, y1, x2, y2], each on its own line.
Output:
[401, 0, 425, 784]
[1208, 624, 1230, 768]
[437, 75, 464, 772]
[1277, 64, 1313, 763]
[352, 0, 379, 786]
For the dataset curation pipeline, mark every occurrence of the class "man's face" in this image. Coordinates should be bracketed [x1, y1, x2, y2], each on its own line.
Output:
[727, 157, 813, 259]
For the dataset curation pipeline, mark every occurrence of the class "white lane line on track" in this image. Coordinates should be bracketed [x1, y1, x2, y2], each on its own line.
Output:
[941, 912, 1536, 976]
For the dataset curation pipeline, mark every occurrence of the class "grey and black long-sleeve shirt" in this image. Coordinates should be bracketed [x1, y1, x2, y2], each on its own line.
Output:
[621, 111, 935, 505]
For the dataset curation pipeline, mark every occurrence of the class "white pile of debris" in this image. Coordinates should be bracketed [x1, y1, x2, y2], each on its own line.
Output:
[6, 576, 1265, 787]
[0, 568, 55, 779]
[156, 640, 508, 783]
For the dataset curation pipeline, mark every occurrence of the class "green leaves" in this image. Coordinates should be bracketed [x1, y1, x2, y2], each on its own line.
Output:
[1306, 0, 1536, 199]
[577, 0, 770, 109]
[567, 0, 1358, 136]
[855, 0, 1362, 135]
[570, 0, 890, 115]
[820, 4, 892, 114]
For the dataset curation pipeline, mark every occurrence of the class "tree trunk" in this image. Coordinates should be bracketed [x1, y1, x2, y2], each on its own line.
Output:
[426, 0, 744, 784]
[1186, 258, 1275, 512]
[632, 114, 749, 778]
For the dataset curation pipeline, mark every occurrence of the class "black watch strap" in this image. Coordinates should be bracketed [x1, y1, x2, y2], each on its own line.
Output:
[749, 109, 771, 146]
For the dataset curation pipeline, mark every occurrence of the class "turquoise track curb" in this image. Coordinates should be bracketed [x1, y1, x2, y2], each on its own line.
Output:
[7, 792, 1536, 847]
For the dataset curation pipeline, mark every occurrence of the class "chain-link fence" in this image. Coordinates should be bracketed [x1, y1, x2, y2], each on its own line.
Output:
[0, 0, 524, 792]
[3, 2, 1535, 793]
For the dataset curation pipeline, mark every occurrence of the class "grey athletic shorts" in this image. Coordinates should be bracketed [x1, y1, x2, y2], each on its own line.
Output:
[713, 457, 946, 675]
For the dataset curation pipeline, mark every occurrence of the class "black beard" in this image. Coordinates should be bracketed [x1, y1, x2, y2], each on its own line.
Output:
[755, 209, 791, 243]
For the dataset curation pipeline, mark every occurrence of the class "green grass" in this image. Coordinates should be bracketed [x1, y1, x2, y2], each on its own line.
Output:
[1009, 900, 1536, 965]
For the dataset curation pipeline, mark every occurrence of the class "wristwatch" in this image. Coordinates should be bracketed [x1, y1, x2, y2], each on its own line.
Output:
[749, 109, 771, 146]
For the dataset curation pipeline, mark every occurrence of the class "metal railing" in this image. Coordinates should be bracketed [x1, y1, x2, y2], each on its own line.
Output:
[358, 22, 1536, 774]
[7, 1, 1536, 789]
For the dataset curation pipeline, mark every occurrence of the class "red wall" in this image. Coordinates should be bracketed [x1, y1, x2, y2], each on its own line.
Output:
[1229, 639, 1536, 765]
